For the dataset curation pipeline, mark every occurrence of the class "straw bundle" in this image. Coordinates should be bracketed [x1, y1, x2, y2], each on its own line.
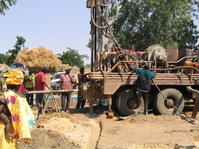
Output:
[15, 46, 62, 72]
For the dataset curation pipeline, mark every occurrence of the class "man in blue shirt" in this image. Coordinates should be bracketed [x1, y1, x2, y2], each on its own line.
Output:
[133, 65, 156, 115]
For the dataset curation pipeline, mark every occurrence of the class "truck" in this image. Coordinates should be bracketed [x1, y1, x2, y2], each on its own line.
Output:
[84, 0, 199, 116]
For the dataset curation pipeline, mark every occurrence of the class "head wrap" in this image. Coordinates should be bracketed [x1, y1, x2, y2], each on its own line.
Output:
[3, 69, 24, 85]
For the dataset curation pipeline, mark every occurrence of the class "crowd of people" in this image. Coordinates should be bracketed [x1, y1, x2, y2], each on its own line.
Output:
[0, 66, 89, 148]
[17, 67, 87, 112]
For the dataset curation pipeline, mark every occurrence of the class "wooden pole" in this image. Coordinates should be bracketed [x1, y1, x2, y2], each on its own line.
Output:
[26, 90, 74, 94]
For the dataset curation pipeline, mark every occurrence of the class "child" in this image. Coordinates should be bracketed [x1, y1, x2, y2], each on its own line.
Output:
[0, 96, 15, 139]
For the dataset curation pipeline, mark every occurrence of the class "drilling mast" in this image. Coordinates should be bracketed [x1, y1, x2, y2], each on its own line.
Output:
[87, 0, 119, 72]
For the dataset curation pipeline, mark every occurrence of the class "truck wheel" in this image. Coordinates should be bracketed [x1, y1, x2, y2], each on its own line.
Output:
[154, 88, 184, 115]
[116, 88, 144, 116]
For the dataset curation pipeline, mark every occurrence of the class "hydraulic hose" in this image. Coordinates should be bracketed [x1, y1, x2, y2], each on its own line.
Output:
[91, 0, 120, 29]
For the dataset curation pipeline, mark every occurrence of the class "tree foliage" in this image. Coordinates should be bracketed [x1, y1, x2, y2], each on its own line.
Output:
[0, 53, 8, 63]
[58, 47, 88, 68]
[113, 0, 199, 50]
[6, 36, 26, 65]
[0, 0, 17, 15]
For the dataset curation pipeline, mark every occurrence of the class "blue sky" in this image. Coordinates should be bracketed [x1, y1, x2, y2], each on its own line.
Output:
[0, 0, 198, 63]
[0, 0, 90, 60]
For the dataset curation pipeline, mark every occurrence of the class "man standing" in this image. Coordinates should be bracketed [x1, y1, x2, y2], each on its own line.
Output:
[24, 70, 35, 106]
[60, 68, 76, 112]
[133, 65, 156, 115]
[76, 67, 87, 109]
[35, 69, 50, 111]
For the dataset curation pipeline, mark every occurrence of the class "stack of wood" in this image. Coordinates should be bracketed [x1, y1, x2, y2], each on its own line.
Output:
[15, 46, 62, 72]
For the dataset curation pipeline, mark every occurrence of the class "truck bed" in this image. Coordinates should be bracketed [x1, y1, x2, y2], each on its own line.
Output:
[89, 72, 199, 95]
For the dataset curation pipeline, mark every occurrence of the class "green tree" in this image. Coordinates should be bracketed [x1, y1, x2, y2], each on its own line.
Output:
[0, 0, 17, 15]
[113, 0, 199, 50]
[6, 36, 26, 65]
[58, 47, 88, 68]
[0, 53, 9, 63]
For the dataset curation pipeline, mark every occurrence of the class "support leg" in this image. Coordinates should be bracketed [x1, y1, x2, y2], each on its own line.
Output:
[52, 97, 59, 115]
[54, 98, 61, 113]
[43, 98, 49, 114]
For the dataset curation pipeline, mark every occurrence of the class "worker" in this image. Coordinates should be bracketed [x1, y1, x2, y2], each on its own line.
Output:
[60, 67, 76, 112]
[13, 68, 27, 96]
[76, 67, 87, 109]
[35, 69, 50, 113]
[132, 65, 156, 115]
[24, 70, 35, 106]
[0, 69, 35, 149]
[17, 83, 26, 95]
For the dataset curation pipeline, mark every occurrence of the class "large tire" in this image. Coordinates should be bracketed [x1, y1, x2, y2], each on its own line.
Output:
[154, 88, 184, 115]
[116, 88, 144, 116]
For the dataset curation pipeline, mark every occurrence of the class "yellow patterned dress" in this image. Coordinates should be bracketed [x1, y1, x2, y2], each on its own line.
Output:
[0, 90, 35, 149]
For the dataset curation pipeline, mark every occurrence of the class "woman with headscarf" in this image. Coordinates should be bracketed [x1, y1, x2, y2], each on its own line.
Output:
[0, 69, 35, 149]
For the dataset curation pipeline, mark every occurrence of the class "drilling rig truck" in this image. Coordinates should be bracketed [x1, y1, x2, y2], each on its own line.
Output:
[84, 0, 199, 116]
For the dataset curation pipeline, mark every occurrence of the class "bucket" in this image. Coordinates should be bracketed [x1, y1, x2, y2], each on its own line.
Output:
[100, 99, 108, 106]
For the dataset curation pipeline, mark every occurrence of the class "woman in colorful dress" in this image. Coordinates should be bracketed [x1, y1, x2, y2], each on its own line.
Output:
[0, 69, 35, 149]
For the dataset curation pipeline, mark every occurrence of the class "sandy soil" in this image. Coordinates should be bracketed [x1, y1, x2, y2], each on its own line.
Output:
[17, 74, 199, 149]
[97, 114, 199, 149]
[18, 112, 100, 149]
[17, 108, 199, 149]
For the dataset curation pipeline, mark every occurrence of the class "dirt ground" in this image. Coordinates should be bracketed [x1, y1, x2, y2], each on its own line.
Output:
[98, 114, 199, 149]
[18, 112, 99, 149]
[17, 75, 199, 149]
[17, 96, 199, 149]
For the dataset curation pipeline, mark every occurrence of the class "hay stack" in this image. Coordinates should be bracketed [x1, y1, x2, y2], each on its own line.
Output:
[15, 46, 62, 72]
